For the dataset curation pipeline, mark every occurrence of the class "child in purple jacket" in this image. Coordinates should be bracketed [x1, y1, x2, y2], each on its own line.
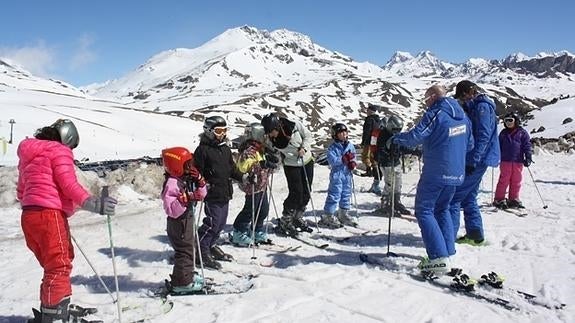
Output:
[161, 147, 207, 293]
[493, 112, 532, 209]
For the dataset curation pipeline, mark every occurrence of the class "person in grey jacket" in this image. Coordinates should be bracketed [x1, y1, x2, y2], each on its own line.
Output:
[261, 113, 315, 237]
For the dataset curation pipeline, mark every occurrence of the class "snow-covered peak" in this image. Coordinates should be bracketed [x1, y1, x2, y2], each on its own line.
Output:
[0, 56, 84, 96]
[383, 51, 414, 68]
[383, 50, 453, 78]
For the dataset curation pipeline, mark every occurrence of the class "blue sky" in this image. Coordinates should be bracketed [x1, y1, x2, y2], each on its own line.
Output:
[1, 0, 573, 86]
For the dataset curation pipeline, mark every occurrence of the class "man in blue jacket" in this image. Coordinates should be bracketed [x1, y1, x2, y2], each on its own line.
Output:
[390, 85, 473, 275]
[450, 80, 500, 245]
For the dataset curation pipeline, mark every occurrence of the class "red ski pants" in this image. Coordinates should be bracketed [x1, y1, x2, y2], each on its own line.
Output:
[21, 208, 74, 307]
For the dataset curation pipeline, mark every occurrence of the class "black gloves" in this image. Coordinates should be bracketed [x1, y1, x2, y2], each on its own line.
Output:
[523, 158, 532, 167]
[260, 159, 278, 169]
[265, 152, 280, 164]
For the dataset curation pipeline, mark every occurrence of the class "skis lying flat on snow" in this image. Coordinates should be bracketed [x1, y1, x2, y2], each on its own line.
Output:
[292, 234, 329, 249]
[480, 204, 528, 217]
[476, 271, 566, 310]
[359, 253, 565, 311]
[224, 238, 301, 253]
[359, 253, 516, 311]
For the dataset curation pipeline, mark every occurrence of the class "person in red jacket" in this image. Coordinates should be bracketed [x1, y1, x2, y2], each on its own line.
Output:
[17, 119, 117, 323]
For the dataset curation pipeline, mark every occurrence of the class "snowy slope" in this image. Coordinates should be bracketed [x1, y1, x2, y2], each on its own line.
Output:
[0, 150, 572, 322]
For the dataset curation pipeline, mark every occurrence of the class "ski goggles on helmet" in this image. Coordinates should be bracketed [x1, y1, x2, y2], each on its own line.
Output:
[504, 117, 515, 123]
[213, 127, 228, 135]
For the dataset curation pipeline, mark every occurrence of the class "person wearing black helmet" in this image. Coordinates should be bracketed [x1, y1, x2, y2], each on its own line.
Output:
[193, 115, 244, 269]
[493, 112, 532, 209]
[319, 122, 358, 228]
[18, 119, 118, 322]
[260, 113, 315, 237]
[374, 114, 416, 216]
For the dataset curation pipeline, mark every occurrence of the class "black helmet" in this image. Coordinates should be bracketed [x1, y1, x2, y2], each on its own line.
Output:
[51, 119, 79, 149]
[203, 115, 227, 132]
[331, 122, 348, 139]
[379, 116, 388, 130]
[244, 122, 266, 142]
[261, 113, 281, 134]
[503, 112, 520, 128]
[386, 115, 404, 133]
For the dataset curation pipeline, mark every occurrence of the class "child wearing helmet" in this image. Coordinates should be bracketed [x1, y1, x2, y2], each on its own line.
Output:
[319, 122, 358, 228]
[375, 114, 416, 216]
[493, 112, 533, 209]
[18, 119, 118, 322]
[194, 115, 244, 269]
[161, 147, 207, 293]
[231, 123, 279, 246]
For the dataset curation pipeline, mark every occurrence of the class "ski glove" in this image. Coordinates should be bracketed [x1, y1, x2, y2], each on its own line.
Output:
[189, 166, 206, 187]
[265, 152, 280, 164]
[260, 159, 278, 169]
[523, 158, 532, 167]
[242, 173, 257, 185]
[465, 165, 476, 176]
[347, 160, 357, 171]
[82, 195, 118, 216]
[342, 151, 355, 165]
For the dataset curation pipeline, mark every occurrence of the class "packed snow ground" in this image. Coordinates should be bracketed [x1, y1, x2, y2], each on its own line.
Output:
[0, 148, 573, 323]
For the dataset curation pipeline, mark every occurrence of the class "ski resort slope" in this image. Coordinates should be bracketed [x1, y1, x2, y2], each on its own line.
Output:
[0, 150, 572, 322]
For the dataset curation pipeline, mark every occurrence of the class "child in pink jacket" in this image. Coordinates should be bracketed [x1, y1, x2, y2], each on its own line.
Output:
[161, 147, 207, 293]
[18, 119, 117, 322]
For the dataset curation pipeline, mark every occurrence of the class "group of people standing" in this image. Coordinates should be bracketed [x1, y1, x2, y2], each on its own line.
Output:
[16, 80, 533, 322]
[363, 80, 532, 274]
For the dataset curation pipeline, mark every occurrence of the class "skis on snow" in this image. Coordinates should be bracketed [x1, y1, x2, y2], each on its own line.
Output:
[359, 253, 565, 311]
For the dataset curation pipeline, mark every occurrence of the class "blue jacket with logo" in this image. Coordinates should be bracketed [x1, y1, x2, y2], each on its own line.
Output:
[463, 94, 500, 167]
[393, 97, 474, 186]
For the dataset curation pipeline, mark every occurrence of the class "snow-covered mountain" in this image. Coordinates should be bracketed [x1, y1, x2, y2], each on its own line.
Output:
[1, 26, 574, 167]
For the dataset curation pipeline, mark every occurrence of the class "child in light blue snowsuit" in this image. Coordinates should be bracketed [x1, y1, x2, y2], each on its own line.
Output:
[320, 123, 358, 228]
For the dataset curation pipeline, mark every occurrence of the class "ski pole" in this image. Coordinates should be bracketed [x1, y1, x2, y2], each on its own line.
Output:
[491, 167, 494, 202]
[385, 150, 397, 257]
[268, 176, 281, 221]
[70, 234, 116, 303]
[102, 186, 122, 323]
[299, 156, 320, 232]
[350, 175, 359, 218]
[526, 167, 548, 209]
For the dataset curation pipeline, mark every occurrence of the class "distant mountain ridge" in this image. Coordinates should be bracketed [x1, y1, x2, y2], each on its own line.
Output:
[383, 50, 575, 79]
[1, 26, 574, 155]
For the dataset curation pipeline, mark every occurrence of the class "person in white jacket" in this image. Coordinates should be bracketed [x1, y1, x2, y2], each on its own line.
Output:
[261, 113, 315, 237]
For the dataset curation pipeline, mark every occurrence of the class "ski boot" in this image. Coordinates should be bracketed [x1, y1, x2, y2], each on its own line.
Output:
[293, 209, 313, 233]
[275, 210, 300, 237]
[318, 213, 343, 229]
[253, 228, 270, 244]
[170, 273, 205, 294]
[210, 245, 233, 262]
[418, 257, 451, 277]
[393, 194, 412, 215]
[368, 180, 382, 196]
[230, 229, 253, 247]
[507, 199, 525, 209]
[492, 199, 508, 209]
[456, 235, 485, 246]
[337, 209, 357, 227]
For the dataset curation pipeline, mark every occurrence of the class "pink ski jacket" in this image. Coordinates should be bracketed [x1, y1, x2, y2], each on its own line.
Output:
[17, 138, 90, 217]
